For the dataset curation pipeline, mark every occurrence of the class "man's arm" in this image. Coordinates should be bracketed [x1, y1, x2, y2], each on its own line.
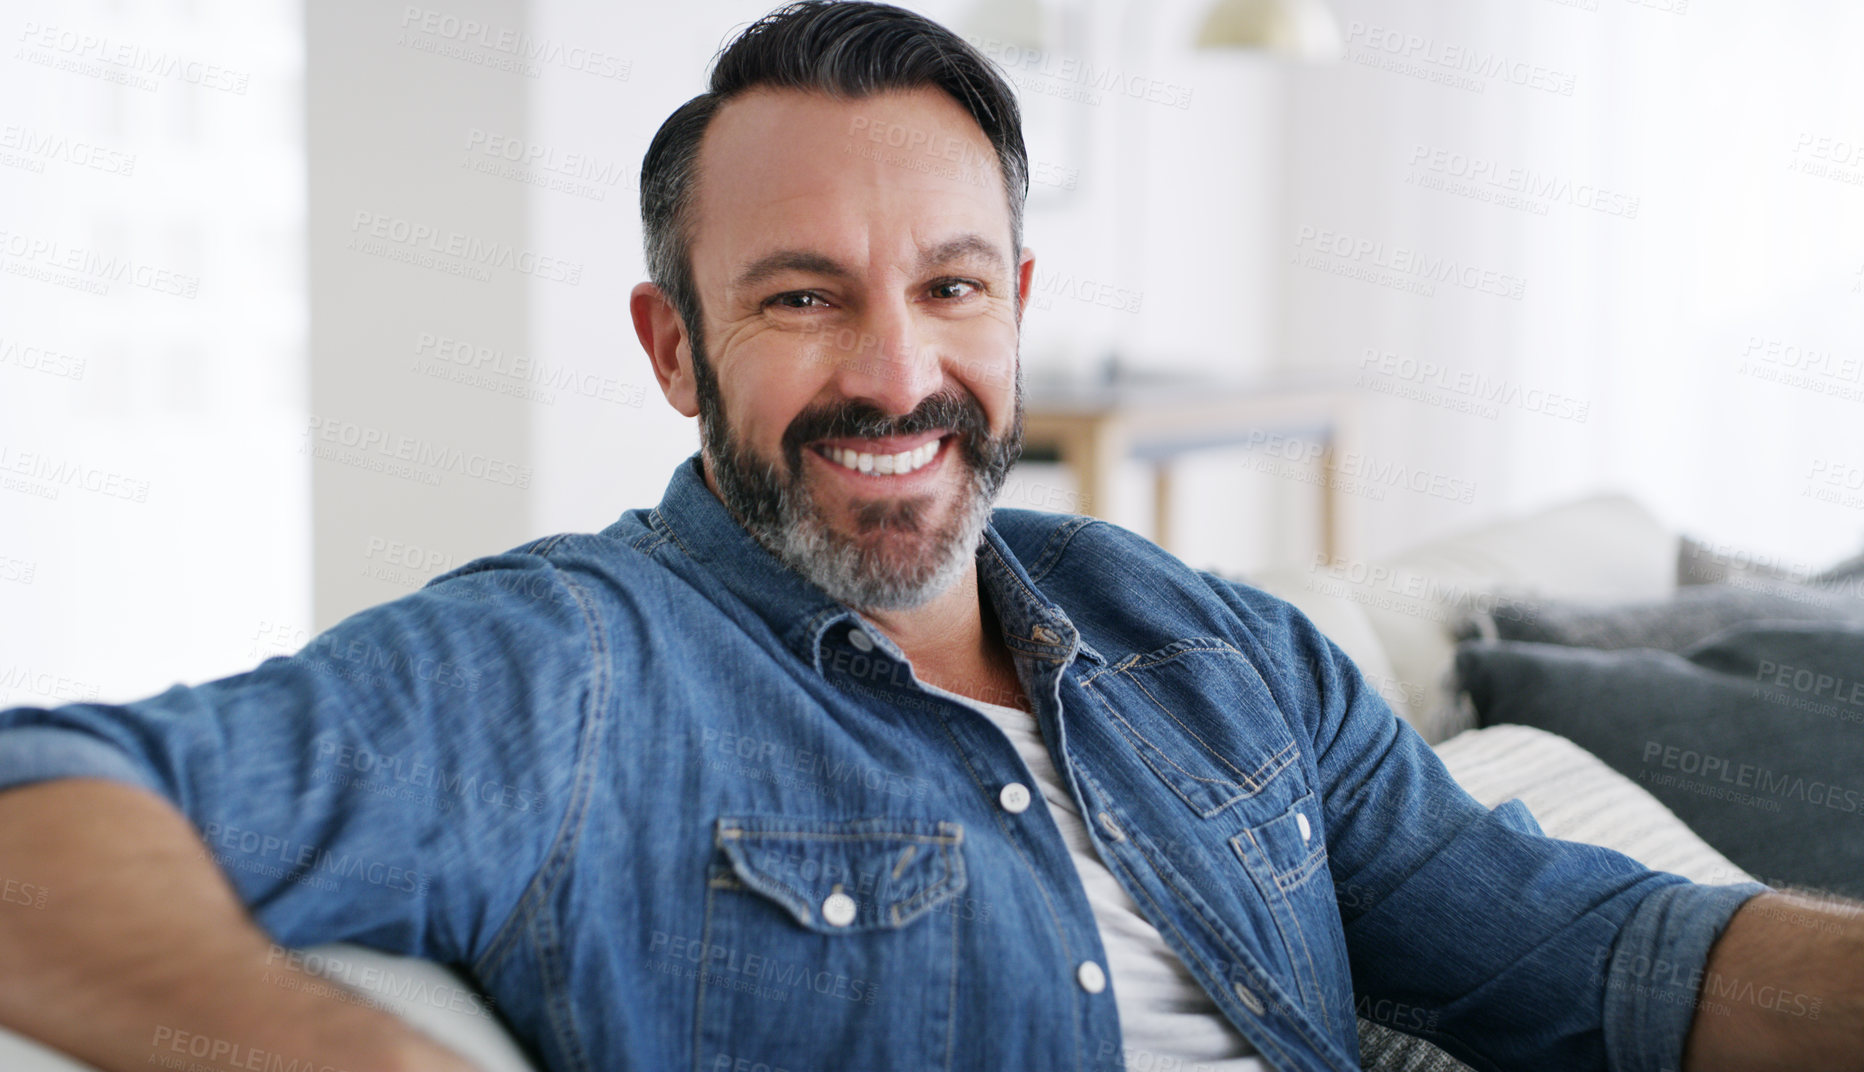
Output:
[1682, 890, 1864, 1071]
[0, 780, 481, 1072]
[1200, 570, 1772, 1070]
[0, 548, 603, 1070]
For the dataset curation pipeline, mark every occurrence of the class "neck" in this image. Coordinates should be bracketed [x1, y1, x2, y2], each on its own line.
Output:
[861, 564, 1025, 711]
[696, 454, 1025, 709]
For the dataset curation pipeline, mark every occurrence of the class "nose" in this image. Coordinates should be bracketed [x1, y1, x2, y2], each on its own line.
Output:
[821, 296, 942, 417]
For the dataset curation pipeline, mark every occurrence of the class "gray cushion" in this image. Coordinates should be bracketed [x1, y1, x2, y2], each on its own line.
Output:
[1456, 623, 1864, 897]
[1678, 534, 1864, 588]
[1818, 549, 1864, 585]
[1454, 582, 1864, 653]
[1358, 1019, 1473, 1072]
[1677, 535, 1814, 587]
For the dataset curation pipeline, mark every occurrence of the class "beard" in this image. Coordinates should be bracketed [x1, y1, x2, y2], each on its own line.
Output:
[692, 334, 1023, 612]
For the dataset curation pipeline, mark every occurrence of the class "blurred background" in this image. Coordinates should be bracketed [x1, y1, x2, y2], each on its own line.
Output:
[3, 0, 1861, 707]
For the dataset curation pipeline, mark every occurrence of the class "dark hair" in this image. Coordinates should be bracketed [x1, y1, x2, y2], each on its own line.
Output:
[639, 1, 1029, 344]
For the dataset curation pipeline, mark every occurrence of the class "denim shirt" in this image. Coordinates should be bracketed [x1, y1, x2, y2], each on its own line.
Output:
[0, 455, 1764, 1072]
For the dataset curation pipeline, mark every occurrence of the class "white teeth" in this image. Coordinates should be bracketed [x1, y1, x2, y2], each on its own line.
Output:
[823, 440, 941, 476]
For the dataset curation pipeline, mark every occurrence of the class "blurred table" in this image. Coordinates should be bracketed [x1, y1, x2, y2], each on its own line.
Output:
[1022, 375, 1358, 560]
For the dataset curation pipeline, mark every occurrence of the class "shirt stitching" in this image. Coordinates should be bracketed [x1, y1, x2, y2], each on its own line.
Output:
[718, 829, 963, 844]
[933, 707, 1088, 1072]
[1083, 683, 1256, 803]
[1022, 515, 1100, 585]
[1130, 817, 1342, 1068]
[471, 567, 611, 1072]
[693, 870, 722, 1072]
[1076, 758, 1322, 1067]
[977, 535, 1073, 648]
[943, 874, 960, 1072]
[1090, 799, 1306, 1072]
[1124, 672, 1259, 784]
[637, 507, 683, 556]
[1244, 820, 1333, 1033]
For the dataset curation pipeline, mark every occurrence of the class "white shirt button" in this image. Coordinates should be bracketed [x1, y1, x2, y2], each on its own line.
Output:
[848, 628, 874, 652]
[1296, 812, 1312, 842]
[1076, 960, 1106, 994]
[1233, 980, 1265, 1015]
[821, 891, 857, 927]
[999, 782, 1032, 814]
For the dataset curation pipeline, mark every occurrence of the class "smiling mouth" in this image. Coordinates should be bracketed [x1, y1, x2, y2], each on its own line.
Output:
[811, 435, 946, 477]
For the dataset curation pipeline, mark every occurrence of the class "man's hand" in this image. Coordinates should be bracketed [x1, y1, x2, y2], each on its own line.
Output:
[1682, 889, 1864, 1071]
[0, 779, 483, 1072]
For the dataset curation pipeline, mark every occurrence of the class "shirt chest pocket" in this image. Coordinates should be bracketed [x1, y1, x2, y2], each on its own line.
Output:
[1078, 640, 1350, 1032]
[694, 816, 965, 1072]
[1228, 789, 1344, 1028]
[1078, 639, 1302, 819]
[1230, 789, 1328, 895]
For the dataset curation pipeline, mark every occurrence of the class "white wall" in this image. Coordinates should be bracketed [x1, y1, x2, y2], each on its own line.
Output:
[521, 0, 741, 536]
[1276, 0, 1864, 569]
[0, 0, 307, 706]
[306, 0, 536, 632]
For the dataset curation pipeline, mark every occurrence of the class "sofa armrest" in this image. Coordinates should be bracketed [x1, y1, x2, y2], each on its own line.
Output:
[1435, 723, 1752, 884]
[0, 1030, 95, 1072]
[0, 945, 538, 1072]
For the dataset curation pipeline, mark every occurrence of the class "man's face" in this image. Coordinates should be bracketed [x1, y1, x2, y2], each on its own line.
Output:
[681, 86, 1033, 610]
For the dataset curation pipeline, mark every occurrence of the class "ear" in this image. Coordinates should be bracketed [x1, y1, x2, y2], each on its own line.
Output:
[1014, 247, 1036, 326]
[631, 281, 699, 418]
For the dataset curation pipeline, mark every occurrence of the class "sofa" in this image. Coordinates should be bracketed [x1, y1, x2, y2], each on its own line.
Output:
[1245, 492, 1685, 747]
[0, 494, 1778, 1070]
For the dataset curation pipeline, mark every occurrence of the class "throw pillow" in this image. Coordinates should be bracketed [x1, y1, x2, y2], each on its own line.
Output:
[1453, 582, 1864, 653]
[1454, 624, 1864, 897]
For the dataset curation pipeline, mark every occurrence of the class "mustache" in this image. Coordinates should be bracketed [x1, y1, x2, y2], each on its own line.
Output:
[780, 389, 992, 467]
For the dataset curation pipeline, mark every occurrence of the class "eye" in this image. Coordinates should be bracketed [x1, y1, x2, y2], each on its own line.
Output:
[767, 291, 829, 310]
[929, 279, 980, 301]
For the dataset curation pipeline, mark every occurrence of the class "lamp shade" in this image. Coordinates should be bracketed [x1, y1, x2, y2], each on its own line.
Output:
[961, 0, 1045, 52]
[1193, 0, 1345, 60]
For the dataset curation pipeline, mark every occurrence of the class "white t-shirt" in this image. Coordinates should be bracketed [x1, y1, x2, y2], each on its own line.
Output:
[945, 690, 1270, 1072]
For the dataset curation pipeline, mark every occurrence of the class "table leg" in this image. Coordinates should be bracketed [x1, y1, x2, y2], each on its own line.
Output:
[1320, 440, 1340, 564]
[1154, 463, 1175, 553]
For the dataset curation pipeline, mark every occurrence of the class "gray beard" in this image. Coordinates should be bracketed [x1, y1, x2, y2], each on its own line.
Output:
[733, 441, 999, 611]
[691, 341, 1021, 612]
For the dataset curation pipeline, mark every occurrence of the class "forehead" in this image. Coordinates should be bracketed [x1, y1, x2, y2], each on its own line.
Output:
[689, 86, 1013, 285]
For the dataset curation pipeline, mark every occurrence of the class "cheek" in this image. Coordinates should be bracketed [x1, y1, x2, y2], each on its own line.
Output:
[956, 355, 1018, 426]
[942, 317, 1018, 391]
[720, 350, 827, 446]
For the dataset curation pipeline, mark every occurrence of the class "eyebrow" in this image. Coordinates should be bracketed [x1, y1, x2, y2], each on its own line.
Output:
[728, 233, 1010, 293]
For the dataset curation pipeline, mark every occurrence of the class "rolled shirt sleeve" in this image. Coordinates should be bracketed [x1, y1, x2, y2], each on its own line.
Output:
[1208, 575, 1769, 1072]
[0, 724, 164, 793]
[1602, 878, 1771, 1072]
[0, 549, 600, 966]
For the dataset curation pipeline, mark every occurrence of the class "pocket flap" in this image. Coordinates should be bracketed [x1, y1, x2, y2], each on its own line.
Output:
[1230, 790, 1327, 892]
[714, 816, 966, 932]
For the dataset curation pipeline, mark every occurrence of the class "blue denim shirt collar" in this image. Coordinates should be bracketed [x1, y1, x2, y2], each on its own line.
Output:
[641, 453, 1103, 677]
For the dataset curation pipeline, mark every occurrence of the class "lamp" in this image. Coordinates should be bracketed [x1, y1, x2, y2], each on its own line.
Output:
[961, 0, 1044, 53]
[1193, 0, 1345, 60]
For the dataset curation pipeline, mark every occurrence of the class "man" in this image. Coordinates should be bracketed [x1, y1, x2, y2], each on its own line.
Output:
[0, 3, 1858, 1070]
